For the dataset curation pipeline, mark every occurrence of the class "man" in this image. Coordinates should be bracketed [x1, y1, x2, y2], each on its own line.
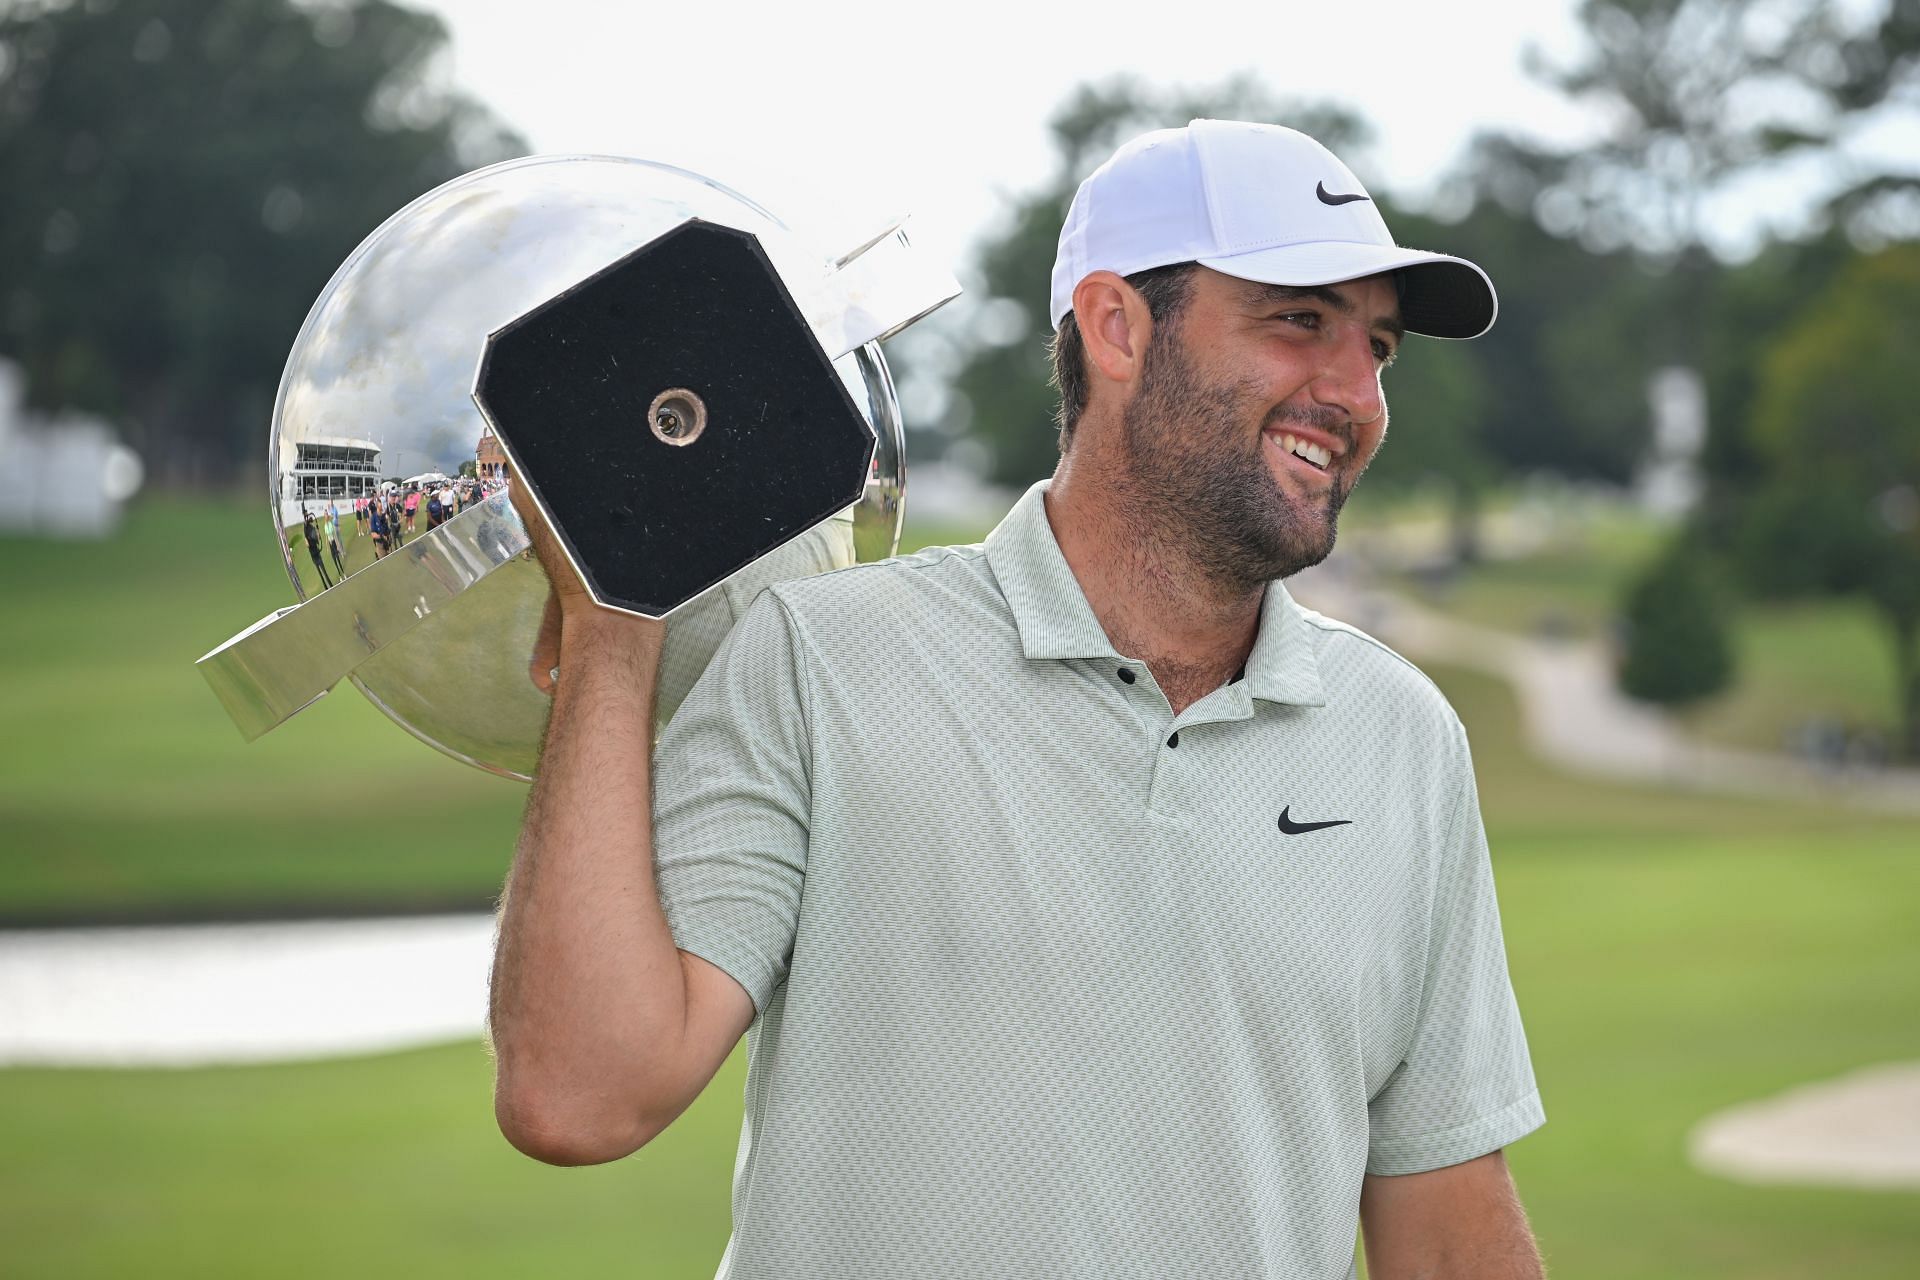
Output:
[300, 509, 333, 590]
[491, 120, 1545, 1279]
[368, 498, 390, 559]
[323, 507, 346, 580]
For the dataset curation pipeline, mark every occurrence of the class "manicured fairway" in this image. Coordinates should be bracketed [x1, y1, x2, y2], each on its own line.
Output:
[0, 1041, 747, 1278]
[2, 498, 1916, 1277]
[0, 498, 531, 920]
[1448, 666, 1920, 1280]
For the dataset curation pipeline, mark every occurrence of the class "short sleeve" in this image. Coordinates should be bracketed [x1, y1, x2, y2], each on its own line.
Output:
[1366, 719, 1544, 1175]
[652, 590, 813, 1015]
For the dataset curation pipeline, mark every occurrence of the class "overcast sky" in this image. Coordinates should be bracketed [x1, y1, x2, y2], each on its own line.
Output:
[421, 0, 1597, 270]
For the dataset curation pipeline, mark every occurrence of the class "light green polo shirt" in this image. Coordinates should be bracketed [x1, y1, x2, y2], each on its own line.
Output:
[653, 481, 1543, 1280]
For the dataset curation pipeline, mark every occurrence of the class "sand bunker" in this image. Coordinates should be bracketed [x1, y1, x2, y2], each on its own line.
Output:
[1690, 1062, 1920, 1190]
[0, 915, 493, 1067]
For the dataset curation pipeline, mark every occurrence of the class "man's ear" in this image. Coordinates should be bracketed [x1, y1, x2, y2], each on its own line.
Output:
[1072, 271, 1153, 388]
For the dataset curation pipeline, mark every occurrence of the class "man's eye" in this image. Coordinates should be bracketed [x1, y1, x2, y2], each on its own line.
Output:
[1373, 340, 1397, 365]
[1277, 311, 1319, 329]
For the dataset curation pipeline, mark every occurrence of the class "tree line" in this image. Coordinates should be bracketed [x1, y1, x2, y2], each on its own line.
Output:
[0, 0, 523, 486]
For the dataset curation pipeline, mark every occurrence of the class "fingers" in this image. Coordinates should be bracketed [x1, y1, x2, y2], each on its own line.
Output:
[505, 461, 589, 604]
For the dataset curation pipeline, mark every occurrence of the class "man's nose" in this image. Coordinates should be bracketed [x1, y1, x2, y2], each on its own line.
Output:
[1311, 327, 1384, 425]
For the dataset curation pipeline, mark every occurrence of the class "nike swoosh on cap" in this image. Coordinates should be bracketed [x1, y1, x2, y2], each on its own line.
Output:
[1315, 181, 1370, 207]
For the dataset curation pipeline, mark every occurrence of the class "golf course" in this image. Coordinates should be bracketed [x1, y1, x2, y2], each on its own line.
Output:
[1, 495, 1915, 1278]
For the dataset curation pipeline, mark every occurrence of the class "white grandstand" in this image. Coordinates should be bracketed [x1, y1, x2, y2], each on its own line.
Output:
[277, 434, 381, 527]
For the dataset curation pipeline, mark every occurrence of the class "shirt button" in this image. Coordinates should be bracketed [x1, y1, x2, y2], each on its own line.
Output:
[1167, 731, 1180, 748]
[1117, 667, 1136, 684]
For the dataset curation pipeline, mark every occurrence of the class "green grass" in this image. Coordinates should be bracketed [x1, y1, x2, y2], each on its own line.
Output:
[1447, 663, 1920, 1280]
[2, 496, 1917, 1277]
[0, 498, 529, 920]
[0, 1041, 747, 1278]
[1381, 503, 1906, 755]
[1681, 598, 1903, 753]
[1377, 502, 1664, 637]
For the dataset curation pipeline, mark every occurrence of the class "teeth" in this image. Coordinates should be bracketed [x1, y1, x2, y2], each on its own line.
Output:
[1279, 434, 1333, 470]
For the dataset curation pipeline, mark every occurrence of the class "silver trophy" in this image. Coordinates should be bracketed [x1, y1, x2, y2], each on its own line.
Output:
[197, 155, 959, 780]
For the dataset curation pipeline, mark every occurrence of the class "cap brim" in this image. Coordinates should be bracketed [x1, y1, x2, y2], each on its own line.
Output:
[1195, 241, 1497, 339]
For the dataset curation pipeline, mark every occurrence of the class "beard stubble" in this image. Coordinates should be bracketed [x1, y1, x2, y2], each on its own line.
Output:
[1116, 319, 1360, 594]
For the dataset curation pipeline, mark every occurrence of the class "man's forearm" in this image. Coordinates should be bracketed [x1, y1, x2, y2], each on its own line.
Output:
[488, 610, 687, 1164]
[1359, 1152, 1545, 1279]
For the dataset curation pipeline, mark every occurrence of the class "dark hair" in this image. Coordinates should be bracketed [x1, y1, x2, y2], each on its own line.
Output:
[1048, 262, 1197, 450]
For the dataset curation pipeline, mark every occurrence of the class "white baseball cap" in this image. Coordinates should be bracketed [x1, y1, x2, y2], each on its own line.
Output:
[1049, 119, 1496, 339]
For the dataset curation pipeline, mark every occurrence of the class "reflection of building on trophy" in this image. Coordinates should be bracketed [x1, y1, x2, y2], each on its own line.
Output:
[475, 427, 507, 481]
[278, 434, 380, 528]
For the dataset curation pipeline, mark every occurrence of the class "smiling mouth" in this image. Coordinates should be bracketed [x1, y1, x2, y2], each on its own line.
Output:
[1274, 431, 1333, 470]
[1263, 429, 1344, 482]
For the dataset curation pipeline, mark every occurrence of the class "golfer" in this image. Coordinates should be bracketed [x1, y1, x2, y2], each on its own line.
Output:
[491, 120, 1545, 1280]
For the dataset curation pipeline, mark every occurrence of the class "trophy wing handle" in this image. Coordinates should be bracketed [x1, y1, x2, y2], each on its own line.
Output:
[197, 490, 530, 741]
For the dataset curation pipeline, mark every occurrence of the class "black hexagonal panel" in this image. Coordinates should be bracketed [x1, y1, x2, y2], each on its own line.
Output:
[475, 219, 875, 616]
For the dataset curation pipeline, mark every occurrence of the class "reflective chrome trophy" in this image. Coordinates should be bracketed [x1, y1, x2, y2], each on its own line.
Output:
[197, 155, 959, 780]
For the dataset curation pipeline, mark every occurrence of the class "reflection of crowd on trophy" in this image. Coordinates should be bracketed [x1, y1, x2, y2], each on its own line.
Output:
[290, 474, 503, 592]
[363, 477, 495, 559]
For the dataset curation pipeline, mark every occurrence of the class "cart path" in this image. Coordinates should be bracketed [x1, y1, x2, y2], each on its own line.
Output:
[1288, 555, 1920, 816]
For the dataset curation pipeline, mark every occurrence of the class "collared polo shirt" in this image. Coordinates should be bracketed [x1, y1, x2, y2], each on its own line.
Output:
[653, 481, 1543, 1280]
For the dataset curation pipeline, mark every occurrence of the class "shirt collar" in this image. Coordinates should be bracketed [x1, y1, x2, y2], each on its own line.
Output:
[984, 481, 1326, 708]
[985, 482, 1117, 662]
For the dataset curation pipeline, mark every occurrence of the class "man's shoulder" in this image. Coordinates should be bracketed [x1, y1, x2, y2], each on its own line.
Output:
[745, 538, 1018, 682]
[766, 538, 1000, 621]
[1291, 600, 1466, 736]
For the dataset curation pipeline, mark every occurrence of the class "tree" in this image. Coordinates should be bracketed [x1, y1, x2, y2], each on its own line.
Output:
[1385, 197, 1658, 493]
[1504, 0, 1860, 264]
[1460, 0, 1919, 513]
[1689, 228, 1857, 540]
[1738, 245, 1920, 755]
[0, 0, 524, 486]
[1809, 0, 1920, 246]
[1616, 537, 1734, 705]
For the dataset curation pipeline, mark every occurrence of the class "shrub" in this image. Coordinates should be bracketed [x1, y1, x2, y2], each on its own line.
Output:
[1617, 539, 1735, 706]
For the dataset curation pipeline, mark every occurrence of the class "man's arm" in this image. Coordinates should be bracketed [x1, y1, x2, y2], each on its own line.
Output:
[1359, 1151, 1544, 1279]
[487, 485, 755, 1168]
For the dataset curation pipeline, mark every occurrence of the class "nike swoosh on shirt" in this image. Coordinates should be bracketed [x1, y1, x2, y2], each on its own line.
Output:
[1277, 806, 1353, 835]
[1315, 182, 1370, 206]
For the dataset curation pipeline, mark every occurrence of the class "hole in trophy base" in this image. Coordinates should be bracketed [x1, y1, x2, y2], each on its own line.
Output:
[648, 388, 707, 446]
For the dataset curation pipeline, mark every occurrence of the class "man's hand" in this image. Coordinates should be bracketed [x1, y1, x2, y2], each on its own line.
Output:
[1359, 1151, 1544, 1279]
[505, 462, 644, 694]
